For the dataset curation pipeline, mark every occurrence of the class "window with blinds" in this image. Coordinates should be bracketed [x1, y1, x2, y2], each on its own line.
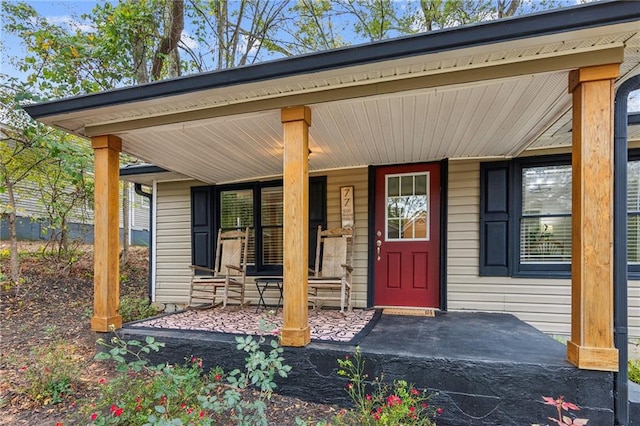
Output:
[213, 177, 326, 274]
[261, 186, 283, 265]
[520, 165, 572, 264]
[220, 189, 255, 265]
[628, 161, 640, 265]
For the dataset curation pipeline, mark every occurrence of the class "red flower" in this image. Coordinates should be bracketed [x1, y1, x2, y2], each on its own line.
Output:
[409, 406, 416, 413]
[411, 388, 419, 395]
[90, 413, 98, 421]
[199, 410, 205, 418]
[437, 407, 444, 415]
[136, 397, 142, 403]
[366, 394, 372, 400]
[55, 423, 63, 426]
[98, 378, 106, 384]
[214, 374, 222, 381]
[346, 383, 353, 390]
[114, 408, 123, 417]
[110, 404, 117, 412]
[19, 366, 27, 371]
[423, 403, 428, 408]
[386, 395, 401, 406]
[373, 413, 380, 420]
[345, 355, 350, 360]
[135, 405, 142, 411]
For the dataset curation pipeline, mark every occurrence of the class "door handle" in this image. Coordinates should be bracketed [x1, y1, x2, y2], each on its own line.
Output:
[376, 240, 382, 261]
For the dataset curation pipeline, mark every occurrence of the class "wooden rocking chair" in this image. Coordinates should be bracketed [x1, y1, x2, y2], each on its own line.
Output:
[308, 225, 354, 313]
[187, 227, 249, 309]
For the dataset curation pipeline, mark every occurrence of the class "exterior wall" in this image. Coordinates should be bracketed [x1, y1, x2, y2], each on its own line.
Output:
[447, 159, 640, 340]
[324, 167, 369, 308]
[153, 168, 370, 309]
[154, 180, 196, 304]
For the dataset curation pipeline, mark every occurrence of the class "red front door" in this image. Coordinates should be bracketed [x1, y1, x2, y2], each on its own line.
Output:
[373, 163, 440, 308]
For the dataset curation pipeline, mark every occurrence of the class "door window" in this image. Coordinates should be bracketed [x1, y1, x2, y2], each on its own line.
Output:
[386, 173, 430, 240]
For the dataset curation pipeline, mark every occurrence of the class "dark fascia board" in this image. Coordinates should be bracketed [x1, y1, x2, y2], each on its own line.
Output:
[120, 164, 168, 177]
[23, 0, 640, 120]
[630, 112, 640, 126]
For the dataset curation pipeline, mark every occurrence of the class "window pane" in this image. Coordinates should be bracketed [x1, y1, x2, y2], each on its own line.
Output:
[220, 189, 254, 265]
[401, 176, 413, 196]
[220, 189, 253, 228]
[263, 228, 283, 265]
[520, 216, 571, 263]
[628, 161, 640, 213]
[415, 174, 427, 195]
[386, 173, 429, 240]
[261, 187, 283, 265]
[388, 219, 400, 239]
[261, 187, 283, 225]
[522, 165, 571, 215]
[388, 177, 399, 197]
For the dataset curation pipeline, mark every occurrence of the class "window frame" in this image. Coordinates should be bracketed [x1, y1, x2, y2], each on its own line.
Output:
[512, 154, 572, 278]
[481, 150, 640, 279]
[214, 177, 326, 276]
[628, 150, 640, 277]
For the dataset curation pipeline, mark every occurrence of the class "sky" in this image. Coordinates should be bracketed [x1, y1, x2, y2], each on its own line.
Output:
[1, 0, 638, 111]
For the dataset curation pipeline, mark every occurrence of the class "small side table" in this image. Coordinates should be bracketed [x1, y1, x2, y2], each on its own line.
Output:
[255, 277, 283, 313]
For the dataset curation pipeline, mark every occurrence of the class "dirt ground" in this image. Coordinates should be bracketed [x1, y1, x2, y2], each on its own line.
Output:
[0, 242, 337, 425]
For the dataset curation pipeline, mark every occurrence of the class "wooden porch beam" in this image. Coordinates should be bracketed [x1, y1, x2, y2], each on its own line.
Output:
[281, 106, 311, 347]
[90, 135, 122, 332]
[567, 63, 619, 371]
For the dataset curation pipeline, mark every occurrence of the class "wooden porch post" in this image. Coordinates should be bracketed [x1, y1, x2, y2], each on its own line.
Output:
[280, 106, 311, 347]
[567, 64, 620, 371]
[90, 135, 122, 332]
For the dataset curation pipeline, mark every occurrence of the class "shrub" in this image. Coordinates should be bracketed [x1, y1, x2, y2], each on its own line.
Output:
[629, 358, 640, 384]
[332, 347, 440, 425]
[19, 341, 82, 405]
[81, 321, 291, 425]
[118, 295, 162, 323]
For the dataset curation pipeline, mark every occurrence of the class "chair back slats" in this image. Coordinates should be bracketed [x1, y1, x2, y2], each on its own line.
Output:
[213, 228, 249, 276]
[320, 237, 347, 278]
[310, 224, 354, 312]
[219, 239, 242, 275]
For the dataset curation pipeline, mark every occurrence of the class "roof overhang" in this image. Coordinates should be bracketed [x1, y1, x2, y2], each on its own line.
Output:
[24, 0, 640, 184]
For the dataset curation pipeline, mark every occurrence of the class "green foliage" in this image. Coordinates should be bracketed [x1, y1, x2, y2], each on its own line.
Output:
[333, 347, 440, 425]
[83, 323, 291, 425]
[19, 341, 82, 405]
[119, 295, 163, 323]
[629, 358, 640, 384]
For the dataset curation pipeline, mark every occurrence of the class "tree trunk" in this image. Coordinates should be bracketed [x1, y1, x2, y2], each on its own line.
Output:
[151, 0, 184, 80]
[4, 175, 20, 284]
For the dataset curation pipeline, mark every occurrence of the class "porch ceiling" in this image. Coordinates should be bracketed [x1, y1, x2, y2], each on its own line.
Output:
[25, 3, 640, 185]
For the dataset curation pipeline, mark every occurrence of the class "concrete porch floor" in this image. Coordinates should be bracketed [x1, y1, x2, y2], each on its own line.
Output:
[118, 311, 635, 425]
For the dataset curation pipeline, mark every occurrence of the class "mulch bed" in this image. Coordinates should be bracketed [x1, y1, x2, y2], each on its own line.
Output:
[0, 243, 338, 425]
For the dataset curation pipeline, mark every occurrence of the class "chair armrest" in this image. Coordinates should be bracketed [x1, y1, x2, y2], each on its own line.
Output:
[225, 264, 244, 273]
[341, 264, 353, 273]
[190, 265, 216, 274]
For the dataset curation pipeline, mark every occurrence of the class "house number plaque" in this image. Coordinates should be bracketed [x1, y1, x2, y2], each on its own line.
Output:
[341, 186, 354, 228]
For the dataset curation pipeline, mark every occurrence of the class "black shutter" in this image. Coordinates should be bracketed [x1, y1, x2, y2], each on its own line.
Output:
[479, 162, 511, 276]
[309, 177, 327, 269]
[191, 186, 215, 271]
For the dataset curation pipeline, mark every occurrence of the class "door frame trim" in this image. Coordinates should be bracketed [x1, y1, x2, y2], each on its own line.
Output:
[366, 160, 448, 310]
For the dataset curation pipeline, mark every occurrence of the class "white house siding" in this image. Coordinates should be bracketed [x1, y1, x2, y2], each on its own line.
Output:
[446, 160, 640, 340]
[154, 180, 197, 305]
[153, 168, 370, 309]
